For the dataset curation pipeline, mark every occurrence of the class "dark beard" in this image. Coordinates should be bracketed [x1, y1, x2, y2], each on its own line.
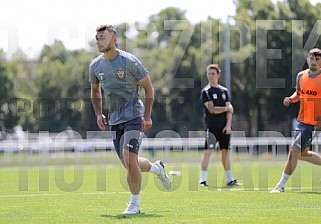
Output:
[310, 66, 317, 72]
[98, 46, 112, 53]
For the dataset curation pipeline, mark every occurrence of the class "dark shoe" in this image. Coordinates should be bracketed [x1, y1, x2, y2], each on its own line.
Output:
[226, 179, 242, 186]
[199, 181, 208, 187]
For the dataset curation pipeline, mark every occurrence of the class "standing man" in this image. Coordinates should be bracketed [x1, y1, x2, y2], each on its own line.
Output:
[199, 64, 240, 187]
[89, 24, 171, 214]
[271, 48, 321, 193]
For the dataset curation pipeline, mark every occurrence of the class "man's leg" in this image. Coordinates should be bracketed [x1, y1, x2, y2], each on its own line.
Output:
[200, 129, 216, 186]
[122, 150, 141, 195]
[138, 156, 152, 172]
[220, 132, 239, 186]
[299, 149, 321, 165]
[201, 149, 212, 171]
[271, 145, 301, 193]
[271, 123, 316, 193]
[199, 149, 211, 186]
[137, 156, 171, 189]
[118, 126, 142, 215]
[221, 149, 230, 171]
[284, 146, 301, 176]
[222, 148, 233, 183]
[120, 150, 141, 215]
[221, 148, 240, 186]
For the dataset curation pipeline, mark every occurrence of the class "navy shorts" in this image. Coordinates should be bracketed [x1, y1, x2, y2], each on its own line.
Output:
[293, 122, 316, 151]
[205, 122, 230, 150]
[110, 117, 143, 159]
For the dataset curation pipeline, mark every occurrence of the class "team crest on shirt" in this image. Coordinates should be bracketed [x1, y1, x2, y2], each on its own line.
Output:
[117, 68, 125, 79]
[222, 93, 226, 101]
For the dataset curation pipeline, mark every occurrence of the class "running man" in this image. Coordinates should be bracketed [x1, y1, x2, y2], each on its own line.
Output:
[271, 48, 321, 193]
[89, 24, 171, 213]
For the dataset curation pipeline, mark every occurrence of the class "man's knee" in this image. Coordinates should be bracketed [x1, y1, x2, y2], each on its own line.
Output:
[300, 148, 310, 157]
[288, 146, 301, 160]
[203, 149, 212, 157]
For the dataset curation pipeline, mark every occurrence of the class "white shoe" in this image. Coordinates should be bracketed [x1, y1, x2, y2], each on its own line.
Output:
[122, 203, 140, 215]
[270, 185, 285, 193]
[155, 160, 171, 190]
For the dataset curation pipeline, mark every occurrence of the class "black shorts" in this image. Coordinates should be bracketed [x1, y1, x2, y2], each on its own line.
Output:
[205, 122, 230, 150]
[110, 117, 143, 159]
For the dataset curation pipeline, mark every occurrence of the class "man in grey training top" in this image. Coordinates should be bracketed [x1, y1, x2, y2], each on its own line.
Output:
[89, 24, 171, 215]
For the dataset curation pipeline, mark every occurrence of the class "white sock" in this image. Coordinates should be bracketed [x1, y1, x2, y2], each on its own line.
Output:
[129, 194, 140, 206]
[200, 170, 207, 182]
[277, 172, 290, 188]
[149, 162, 160, 175]
[225, 170, 234, 182]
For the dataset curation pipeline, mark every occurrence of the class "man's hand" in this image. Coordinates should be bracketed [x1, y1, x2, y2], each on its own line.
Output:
[142, 117, 152, 132]
[223, 125, 232, 135]
[283, 97, 292, 107]
[97, 114, 107, 131]
[316, 117, 321, 131]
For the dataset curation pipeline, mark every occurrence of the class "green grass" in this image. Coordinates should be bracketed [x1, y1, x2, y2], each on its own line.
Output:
[1, 151, 321, 223]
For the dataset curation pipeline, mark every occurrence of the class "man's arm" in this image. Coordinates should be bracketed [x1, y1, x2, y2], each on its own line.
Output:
[284, 91, 299, 106]
[90, 83, 107, 130]
[284, 72, 302, 106]
[224, 102, 233, 134]
[205, 101, 233, 114]
[139, 76, 154, 132]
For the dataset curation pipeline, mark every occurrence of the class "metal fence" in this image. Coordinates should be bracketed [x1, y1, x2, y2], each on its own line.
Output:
[1, 134, 321, 157]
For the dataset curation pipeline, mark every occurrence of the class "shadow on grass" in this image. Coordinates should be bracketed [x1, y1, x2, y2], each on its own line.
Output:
[297, 191, 321, 195]
[101, 213, 162, 220]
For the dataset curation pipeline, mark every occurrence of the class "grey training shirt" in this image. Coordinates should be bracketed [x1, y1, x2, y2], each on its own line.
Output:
[89, 50, 148, 125]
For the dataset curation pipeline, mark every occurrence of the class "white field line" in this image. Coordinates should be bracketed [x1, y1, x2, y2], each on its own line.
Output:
[0, 191, 130, 198]
[1, 186, 321, 198]
[211, 186, 321, 191]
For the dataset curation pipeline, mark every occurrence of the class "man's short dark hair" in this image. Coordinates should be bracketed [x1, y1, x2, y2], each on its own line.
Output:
[96, 24, 117, 35]
[308, 48, 321, 57]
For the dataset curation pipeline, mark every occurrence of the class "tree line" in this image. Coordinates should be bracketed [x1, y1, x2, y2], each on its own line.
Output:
[0, 0, 320, 138]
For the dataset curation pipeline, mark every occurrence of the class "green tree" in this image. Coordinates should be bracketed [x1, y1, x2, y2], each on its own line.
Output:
[34, 41, 95, 135]
[9, 1, 321, 137]
[0, 50, 19, 134]
[9, 50, 37, 132]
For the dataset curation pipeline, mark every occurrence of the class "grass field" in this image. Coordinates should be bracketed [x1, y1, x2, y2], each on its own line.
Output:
[1, 150, 321, 223]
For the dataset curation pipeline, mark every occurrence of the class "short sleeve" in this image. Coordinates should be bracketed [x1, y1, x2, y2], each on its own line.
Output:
[225, 89, 231, 102]
[89, 62, 99, 84]
[201, 89, 210, 104]
[130, 55, 149, 81]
